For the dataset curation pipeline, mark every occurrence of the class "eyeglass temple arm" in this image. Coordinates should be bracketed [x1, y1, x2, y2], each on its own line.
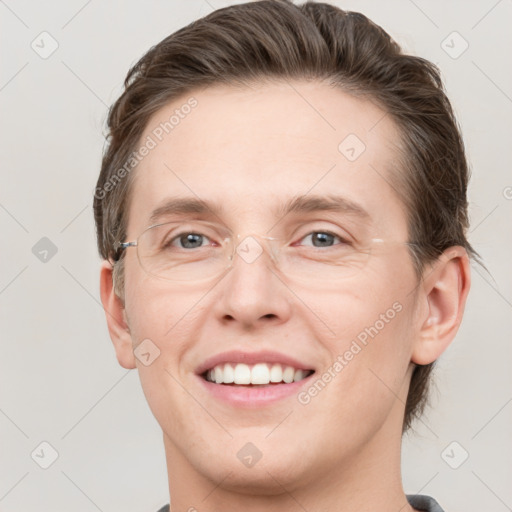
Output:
[118, 241, 137, 249]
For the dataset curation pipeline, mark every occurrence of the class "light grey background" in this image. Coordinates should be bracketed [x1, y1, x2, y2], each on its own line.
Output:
[1, 1, 511, 511]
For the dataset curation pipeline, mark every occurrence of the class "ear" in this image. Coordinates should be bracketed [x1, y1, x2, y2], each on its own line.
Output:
[99, 260, 136, 369]
[411, 246, 471, 365]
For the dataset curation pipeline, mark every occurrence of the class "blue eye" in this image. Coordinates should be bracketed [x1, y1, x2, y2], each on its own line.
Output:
[299, 231, 347, 248]
[169, 232, 212, 249]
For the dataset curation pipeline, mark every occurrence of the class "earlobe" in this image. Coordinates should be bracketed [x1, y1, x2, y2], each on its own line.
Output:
[99, 260, 136, 369]
[411, 247, 471, 365]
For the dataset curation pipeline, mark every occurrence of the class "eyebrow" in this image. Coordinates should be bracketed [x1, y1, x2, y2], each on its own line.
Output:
[148, 194, 371, 225]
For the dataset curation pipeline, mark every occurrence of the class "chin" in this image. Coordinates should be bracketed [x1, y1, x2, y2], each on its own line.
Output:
[193, 444, 312, 495]
[205, 462, 303, 495]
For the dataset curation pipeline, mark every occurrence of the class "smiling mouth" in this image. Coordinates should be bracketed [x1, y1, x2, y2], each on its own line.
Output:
[201, 362, 315, 386]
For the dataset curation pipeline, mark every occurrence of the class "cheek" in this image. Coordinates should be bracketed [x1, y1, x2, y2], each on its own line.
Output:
[123, 278, 211, 432]
[123, 261, 207, 342]
[122, 271, 204, 390]
[317, 288, 412, 386]
[298, 293, 415, 455]
[305, 265, 417, 413]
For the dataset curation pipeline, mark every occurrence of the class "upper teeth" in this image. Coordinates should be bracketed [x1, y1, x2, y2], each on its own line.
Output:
[205, 363, 312, 385]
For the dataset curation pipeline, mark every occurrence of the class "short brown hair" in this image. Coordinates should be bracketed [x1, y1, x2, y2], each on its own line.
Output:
[93, 0, 480, 432]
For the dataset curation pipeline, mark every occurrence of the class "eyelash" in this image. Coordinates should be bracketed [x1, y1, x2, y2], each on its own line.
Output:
[166, 230, 351, 249]
[297, 231, 350, 248]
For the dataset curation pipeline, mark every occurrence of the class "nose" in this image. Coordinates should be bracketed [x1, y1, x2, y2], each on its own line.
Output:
[213, 235, 292, 329]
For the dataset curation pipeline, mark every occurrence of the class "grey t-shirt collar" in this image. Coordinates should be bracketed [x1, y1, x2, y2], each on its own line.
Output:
[156, 493, 445, 512]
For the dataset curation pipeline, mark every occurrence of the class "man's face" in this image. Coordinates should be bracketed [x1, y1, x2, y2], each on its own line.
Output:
[120, 81, 421, 490]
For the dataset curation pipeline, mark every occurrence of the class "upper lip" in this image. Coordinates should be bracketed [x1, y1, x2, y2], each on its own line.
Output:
[195, 350, 315, 376]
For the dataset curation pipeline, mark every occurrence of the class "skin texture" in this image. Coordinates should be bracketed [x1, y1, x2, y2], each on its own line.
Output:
[99, 80, 471, 512]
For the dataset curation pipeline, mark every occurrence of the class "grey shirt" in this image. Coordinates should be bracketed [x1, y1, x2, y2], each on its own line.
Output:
[155, 494, 445, 511]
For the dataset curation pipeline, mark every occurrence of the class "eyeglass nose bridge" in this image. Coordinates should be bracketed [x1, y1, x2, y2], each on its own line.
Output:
[227, 233, 281, 267]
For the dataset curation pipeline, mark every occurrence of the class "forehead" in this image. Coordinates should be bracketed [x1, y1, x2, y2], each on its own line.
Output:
[126, 80, 407, 237]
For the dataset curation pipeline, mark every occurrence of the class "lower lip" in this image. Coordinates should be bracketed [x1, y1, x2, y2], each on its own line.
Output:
[196, 374, 315, 408]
